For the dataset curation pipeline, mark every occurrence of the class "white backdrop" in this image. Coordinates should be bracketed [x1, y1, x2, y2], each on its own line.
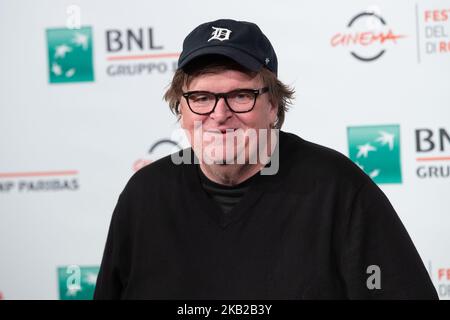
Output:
[0, 0, 449, 299]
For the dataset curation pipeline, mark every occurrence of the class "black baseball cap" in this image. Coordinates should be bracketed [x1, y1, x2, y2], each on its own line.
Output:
[178, 19, 278, 75]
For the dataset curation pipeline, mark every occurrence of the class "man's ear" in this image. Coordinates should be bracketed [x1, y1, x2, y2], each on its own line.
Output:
[269, 101, 278, 125]
[178, 102, 185, 128]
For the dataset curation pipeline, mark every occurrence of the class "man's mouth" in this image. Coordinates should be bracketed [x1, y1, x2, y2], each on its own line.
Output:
[206, 128, 238, 134]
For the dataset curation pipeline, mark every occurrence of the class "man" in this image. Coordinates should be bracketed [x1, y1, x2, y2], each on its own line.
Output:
[94, 19, 438, 299]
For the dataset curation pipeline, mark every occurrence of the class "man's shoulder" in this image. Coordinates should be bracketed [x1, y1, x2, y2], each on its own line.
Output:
[280, 130, 352, 166]
[123, 148, 189, 193]
[280, 131, 370, 185]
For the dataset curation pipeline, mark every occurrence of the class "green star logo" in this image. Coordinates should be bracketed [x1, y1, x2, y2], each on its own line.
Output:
[57, 265, 99, 300]
[347, 125, 402, 184]
[46, 27, 94, 83]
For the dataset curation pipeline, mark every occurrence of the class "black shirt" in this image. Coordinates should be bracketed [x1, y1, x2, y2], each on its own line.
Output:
[94, 131, 438, 299]
[197, 165, 257, 216]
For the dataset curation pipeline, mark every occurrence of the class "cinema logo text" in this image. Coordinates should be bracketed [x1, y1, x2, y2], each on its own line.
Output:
[0, 170, 80, 193]
[415, 128, 450, 179]
[331, 11, 406, 62]
[105, 27, 179, 77]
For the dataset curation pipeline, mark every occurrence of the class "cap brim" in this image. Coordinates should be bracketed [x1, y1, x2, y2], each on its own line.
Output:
[178, 46, 263, 72]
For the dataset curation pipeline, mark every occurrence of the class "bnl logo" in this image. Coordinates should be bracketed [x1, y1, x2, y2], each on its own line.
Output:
[46, 27, 94, 83]
[347, 125, 402, 184]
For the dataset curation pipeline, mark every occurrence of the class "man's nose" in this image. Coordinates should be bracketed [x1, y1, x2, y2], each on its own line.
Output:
[210, 97, 232, 121]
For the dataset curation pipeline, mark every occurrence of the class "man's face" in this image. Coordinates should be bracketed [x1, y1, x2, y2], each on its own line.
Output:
[179, 69, 278, 165]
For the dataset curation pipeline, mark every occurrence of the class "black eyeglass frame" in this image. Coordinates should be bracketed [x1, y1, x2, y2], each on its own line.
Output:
[182, 87, 269, 115]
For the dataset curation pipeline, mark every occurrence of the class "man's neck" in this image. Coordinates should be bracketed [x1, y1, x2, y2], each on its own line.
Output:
[199, 163, 263, 186]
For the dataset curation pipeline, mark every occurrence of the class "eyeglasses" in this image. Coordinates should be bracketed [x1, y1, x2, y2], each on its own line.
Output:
[182, 87, 269, 115]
